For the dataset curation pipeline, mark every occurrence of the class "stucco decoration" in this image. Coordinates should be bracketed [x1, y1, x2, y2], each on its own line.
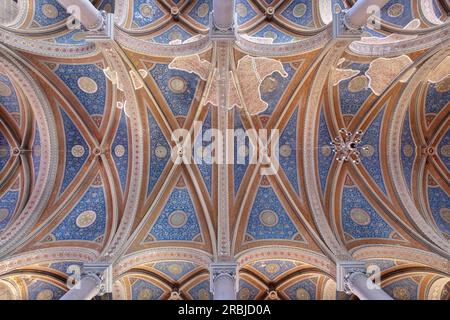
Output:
[331, 68, 361, 86]
[167, 54, 288, 115]
[428, 56, 450, 84]
[366, 55, 414, 96]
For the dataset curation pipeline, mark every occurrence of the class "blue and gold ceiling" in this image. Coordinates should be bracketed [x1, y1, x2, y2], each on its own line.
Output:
[0, 0, 448, 300]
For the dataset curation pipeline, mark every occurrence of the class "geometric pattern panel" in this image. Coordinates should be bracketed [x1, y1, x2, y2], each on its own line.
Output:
[148, 182, 202, 242]
[245, 184, 300, 241]
[283, 278, 317, 300]
[341, 184, 396, 240]
[131, 278, 164, 300]
[27, 280, 66, 300]
[383, 277, 419, 300]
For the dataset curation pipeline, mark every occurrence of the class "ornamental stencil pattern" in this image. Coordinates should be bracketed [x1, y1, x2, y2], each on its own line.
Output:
[153, 25, 193, 44]
[33, 0, 68, 27]
[131, 278, 164, 300]
[188, 280, 211, 300]
[280, 0, 314, 27]
[425, 82, 449, 114]
[284, 278, 317, 300]
[235, 0, 257, 25]
[427, 185, 450, 237]
[187, 0, 212, 27]
[338, 63, 371, 115]
[252, 24, 294, 44]
[380, 0, 413, 27]
[401, 112, 415, 190]
[54, 63, 107, 116]
[0, 74, 19, 113]
[342, 186, 394, 239]
[112, 110, 129, 193]
[27, 280, 66, 300]
[149, 64, 200, 116]
[317, 110, 333, 194]
[238, 279, 260, 300]
[246, 185, 299, 240]
[278, 107, 299, 194]
[51, 185, 107, 241]
[59, 108, 89, 194]
[0, 131, 10, 172]
[251, 260, 296, 280]
[359, 108, 388, 195]
[149, 187, 202, 241]
[153, 261, 197, 281]
[383, 277, 418, 300]
[147, 109, 170, 197]
[260, 63, 295, 115]
[0, 189, 19, 233]
[132, 0, 165, 28]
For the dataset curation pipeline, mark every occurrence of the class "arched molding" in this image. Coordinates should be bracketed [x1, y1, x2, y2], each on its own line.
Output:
[0, 52, 58, 257]
[235, 246, 335, 275]
[98, 43, 145, 260]
[3, 0, 30, 28]
[427, 276, 450, 299]
[112, 279, 127, 300]
[113, 0, 130, 27]
[235, 28, 331, 57]
[420, 0, 446, 25]
[115, 29, 211, 57]
[114, 248, 213, 277]
[349, 24, 450, 57]
[386, 44, 450, 255]
[302, 42, 351, 261]
[0, 247, 98, 276]
[351, 245, 450, 274]
[0, 26, 98, 58]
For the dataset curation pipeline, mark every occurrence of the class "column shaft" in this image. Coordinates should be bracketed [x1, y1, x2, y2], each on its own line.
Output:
[213, 0, 235, 30]
[57, 0, 103, 30]
[347, 272, 393, 300]
[60, 275, 101, 300]
[213, 274, 236, 300]
[345, 0, 390, 28]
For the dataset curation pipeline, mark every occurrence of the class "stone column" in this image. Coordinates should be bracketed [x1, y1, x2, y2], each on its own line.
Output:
[344, 272, 393, 300]
[213, 0, 235, 31]
[210, 262, 238, 300]
[60, 274, 102, 300]
[57, 0, 104, 30]
[60, 263, 112, 300]
[337, 261, 392, 300]
[344, 0, 390, 29]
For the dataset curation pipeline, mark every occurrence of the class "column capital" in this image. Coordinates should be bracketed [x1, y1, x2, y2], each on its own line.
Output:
[209, 262, 238, 294]
[336, 260, 366, 292]
[84, 11, 115, 41]
[209, 12, 236, 41]
[332, 4, 362, 40]
[83, 262, 113, 295]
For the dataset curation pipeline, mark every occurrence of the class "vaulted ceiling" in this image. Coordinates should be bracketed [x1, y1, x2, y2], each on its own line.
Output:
[0, 0, 449, 300]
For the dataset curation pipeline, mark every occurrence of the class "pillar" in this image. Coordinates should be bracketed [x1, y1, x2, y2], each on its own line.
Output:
[212, 0, 235, 31]
[344, 0, 390, 29]
[57, 0, 103, 30]
[60, 274, 101, 300]
[210, 262, 238, 300]
[344, 272, 393, 300]
[337, 261, 393, 300]
[60, 263, 112, 300]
